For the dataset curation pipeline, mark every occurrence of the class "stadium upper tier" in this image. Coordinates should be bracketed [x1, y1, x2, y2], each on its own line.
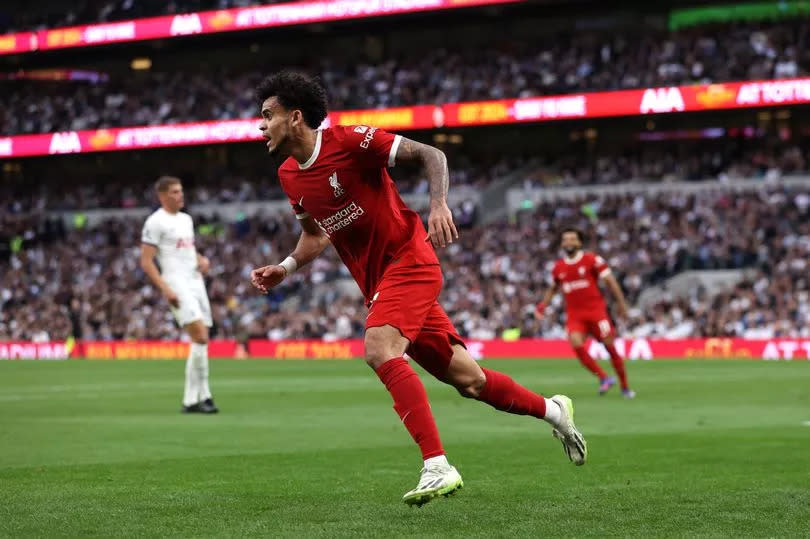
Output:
[2, 18, 809, 137]
[2, 186, 808, 341]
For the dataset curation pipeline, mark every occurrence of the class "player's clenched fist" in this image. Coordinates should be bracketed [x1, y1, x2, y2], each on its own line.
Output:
[251, 265, 287, 293]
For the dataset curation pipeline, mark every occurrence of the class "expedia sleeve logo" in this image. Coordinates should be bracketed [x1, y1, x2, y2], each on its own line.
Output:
[359, 127, 378, 149]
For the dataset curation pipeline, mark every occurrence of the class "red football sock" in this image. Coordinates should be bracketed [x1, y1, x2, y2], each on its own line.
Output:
[477, 368, 547, 419]
[574, 346, 609, 380]
[605, 345, 629, 390]
[375, 357, 444, 460]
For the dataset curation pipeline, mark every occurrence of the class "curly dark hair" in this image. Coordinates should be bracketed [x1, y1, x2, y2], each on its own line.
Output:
[255, 71, 328, 129]
[560, 227, 586, 243]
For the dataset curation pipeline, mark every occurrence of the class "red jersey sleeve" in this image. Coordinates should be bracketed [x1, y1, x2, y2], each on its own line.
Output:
[287, 194, 309, 220]
[278, 165, 310, 220]
[592, 253, 611, 279]
[333, 125, 402, 169]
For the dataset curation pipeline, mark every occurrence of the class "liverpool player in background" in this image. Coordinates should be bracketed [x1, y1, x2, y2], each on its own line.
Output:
[249, 71, 588, 506]
[536, 229, 635, 399]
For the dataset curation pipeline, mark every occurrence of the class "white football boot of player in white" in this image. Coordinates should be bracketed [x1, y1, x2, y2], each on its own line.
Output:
[402, 456, 463, 507]
[550, 394, 588, 466]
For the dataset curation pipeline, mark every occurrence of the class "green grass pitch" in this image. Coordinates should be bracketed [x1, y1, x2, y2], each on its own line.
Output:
[1, 359, 808, 537]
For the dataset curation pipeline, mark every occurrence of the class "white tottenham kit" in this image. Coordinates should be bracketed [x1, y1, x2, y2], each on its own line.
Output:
[141, 208, 212, 328]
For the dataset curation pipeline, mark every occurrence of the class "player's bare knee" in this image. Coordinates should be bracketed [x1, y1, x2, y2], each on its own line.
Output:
[186, 321, 209, 344]
[363, 338, 395, 370]
[364, 350, 390, 371]
[365, 326, 408, 370]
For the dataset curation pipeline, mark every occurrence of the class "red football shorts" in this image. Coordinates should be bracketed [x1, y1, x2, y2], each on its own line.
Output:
[365, 263, 465, 379]
[566, 310, 616, 339]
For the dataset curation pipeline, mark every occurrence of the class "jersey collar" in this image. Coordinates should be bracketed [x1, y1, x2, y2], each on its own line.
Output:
[563, 251, 584, 264]
[298, 130, 323, 170]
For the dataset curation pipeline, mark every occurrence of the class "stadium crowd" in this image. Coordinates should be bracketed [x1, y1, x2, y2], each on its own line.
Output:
[2, 18, 809, 135]
[3, 141, 808, 213]
[2, 187, 808, 342]
[0, 153, 520, 212]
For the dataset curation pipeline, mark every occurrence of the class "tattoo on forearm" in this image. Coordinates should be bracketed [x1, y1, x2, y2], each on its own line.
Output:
[426, 149, 449, 203]
[399, 138, 449, 203]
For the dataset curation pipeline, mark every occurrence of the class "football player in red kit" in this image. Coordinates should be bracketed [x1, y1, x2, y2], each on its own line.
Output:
[536, 229, 635, 398]
[249, 71, 588, 506]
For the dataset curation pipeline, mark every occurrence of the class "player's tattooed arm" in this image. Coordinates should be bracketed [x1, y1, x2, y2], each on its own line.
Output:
[395, 137, 449, 203]
[395, 137, 450, 204]
[395, 137, 458, 248]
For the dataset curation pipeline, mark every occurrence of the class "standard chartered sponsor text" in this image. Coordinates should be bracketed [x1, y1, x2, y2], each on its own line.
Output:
[317, 202, 365, 235]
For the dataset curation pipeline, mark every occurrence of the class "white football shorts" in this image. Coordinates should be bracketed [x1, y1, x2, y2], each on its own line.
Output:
[167, 277, 212, 328]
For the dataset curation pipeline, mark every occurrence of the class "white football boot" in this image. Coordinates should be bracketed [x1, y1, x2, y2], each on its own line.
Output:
[550, 394, 588, 466]
[402, 462, 463, 507]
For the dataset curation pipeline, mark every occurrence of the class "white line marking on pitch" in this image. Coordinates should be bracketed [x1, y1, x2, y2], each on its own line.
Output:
[802, 421, 810, 427]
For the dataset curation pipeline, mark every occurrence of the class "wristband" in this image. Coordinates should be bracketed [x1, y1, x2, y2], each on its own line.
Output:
[279, 256, 298, 276]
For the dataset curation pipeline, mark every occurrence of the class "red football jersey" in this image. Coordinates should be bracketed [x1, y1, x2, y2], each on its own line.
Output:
[551, 251, 611, 315]
[278, 125, 438, 301]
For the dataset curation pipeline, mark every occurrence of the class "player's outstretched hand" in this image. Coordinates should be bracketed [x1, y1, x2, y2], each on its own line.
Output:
[198, 255, 210, 275]
[251, 265, 287, 293]
[427, 201, 458, 249]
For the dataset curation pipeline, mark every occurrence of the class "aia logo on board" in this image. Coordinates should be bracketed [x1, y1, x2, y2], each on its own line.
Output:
[640, 87, 685, 114]
[49, 132, 81, 154]
[170, 14, 203, 35]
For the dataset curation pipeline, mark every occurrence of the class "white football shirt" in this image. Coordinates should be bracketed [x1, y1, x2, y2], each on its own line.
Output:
[141, 208, 199, 280]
